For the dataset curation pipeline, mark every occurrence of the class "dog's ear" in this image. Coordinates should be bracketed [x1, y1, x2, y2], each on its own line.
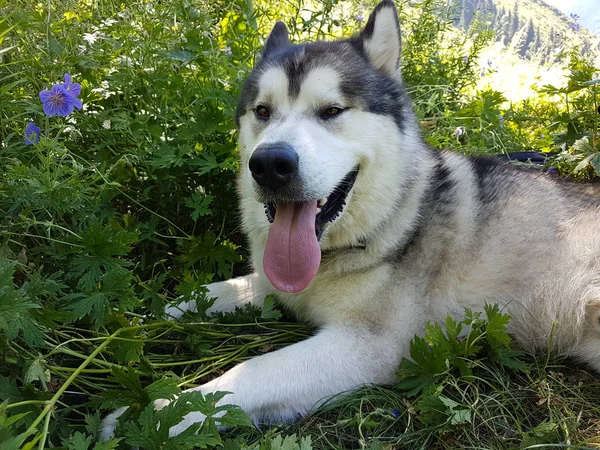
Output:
[263, 21, 290, 58]
[359, 1, 401, 78]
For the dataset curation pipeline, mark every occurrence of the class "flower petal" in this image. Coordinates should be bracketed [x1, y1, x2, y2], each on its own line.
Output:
[63, 73, 72, 88]
[57, 100, 75, 117]
[39, 89, 52, 103]
[43, 101, 59, 116]
[71, 96, 83, 111]
[24, 122, 41, 145]
[66, 82, 81, 98]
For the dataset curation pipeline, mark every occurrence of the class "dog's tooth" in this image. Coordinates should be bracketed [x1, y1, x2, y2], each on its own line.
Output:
[317, 207, 322, 214]
[320, 198, 328, 206]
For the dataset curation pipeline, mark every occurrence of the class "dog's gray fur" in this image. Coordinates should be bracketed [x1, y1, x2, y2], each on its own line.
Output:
[102, 0, 600, 439]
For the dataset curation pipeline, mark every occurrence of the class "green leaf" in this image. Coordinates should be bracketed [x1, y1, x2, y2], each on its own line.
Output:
[65, 293, 107, 322]
[521, 421, 559, 448]
[143, 378, 180, 402]
[24, 357, 49, 389]
[92, 438, 123, 450]
[484, 304, 512, 349]
[184, 192, 213, 221]
[214, 407, 252, 428]
[261, 295, 282, 320]
[63, 431, 92, 450]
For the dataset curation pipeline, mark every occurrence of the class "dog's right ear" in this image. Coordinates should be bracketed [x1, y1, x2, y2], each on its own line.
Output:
[359, 0, 401, 78]
[262, 22, 290, 58]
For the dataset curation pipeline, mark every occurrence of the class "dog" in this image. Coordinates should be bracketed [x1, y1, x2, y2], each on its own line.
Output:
[101, 0, 600, 439]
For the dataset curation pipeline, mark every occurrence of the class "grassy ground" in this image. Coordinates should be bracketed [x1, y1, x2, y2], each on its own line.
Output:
[7, 303, 600, 449]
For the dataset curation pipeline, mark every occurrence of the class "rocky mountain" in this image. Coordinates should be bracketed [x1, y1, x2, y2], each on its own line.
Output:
[453, 0, 600, 62]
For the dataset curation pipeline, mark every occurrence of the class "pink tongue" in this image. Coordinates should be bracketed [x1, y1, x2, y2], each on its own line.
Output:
[263, 201, 321, 293]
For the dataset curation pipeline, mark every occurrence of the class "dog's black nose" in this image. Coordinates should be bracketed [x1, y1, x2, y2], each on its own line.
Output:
[249, 143, 299, 190]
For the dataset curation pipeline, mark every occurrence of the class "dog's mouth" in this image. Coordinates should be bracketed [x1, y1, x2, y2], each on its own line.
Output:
[264, 168, 359, 240]
[262, 168, 359, 294]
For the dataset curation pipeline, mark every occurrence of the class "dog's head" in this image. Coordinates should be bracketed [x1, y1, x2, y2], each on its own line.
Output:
[236, 1, 418, 293]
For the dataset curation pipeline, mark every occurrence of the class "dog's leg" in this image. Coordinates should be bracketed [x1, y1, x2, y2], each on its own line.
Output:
[170, 325, 402, 434]
[101, 325, 403, 439]
[166, 273, 271, 319]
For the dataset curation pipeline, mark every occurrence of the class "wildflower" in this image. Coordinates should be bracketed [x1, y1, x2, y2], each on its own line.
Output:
[480, 69, 486, 77]
[102, 119, 111, 129]
[392, 409, 400, 418]
[82, 32, 98, 44]
[62, 73, 82, 100]
[487, 59, 493, 67]
[455, 127, 464, 137]
[224, 46, 233, 56]
[570, 13, 580, 21]
[547, 167, 558, 175]
[39, 74, 82, 117]
[355, 4, 364, 22]
[499, 114, 505, 124]
[462, 56, 468, 63]
[569, 23, 580, 32]
[24, 122, 40, 145]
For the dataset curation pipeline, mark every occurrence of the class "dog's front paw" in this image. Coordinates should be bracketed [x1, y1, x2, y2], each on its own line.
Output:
[99, 406, 127, 441]
[165, 291, 201, 320]
[165, 299, 198, 320]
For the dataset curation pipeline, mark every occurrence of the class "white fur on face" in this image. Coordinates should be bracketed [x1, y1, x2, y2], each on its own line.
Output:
[238, 64, 413, 251]
[239, 66, 362, 202]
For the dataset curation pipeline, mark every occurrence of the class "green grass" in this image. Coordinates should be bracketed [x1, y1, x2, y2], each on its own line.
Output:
[7, 302, 600, 449]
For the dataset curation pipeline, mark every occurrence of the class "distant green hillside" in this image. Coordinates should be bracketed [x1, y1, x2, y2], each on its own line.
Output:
[453, 0, 600, 62]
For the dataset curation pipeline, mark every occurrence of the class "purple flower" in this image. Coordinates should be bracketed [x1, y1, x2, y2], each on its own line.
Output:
[462, 56, 468, 63]
[392, 409, 400, 418]
[455, 127, 464, 137]
[499, 114, 505, 124]
[355, 5, 364, 22]
[570, 13, 579, 21]
[62, 73, 82, 99]
[24, 122, 40, 145]
[547, 167, 558, 175]
[487, 60, 493, 67]
[39, 74, 82, 117]
[569, 23, 580, 32]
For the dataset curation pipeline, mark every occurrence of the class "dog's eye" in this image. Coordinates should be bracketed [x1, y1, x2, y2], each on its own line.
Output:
[255, 105, 271, 120]
[320, 106, 344, 120]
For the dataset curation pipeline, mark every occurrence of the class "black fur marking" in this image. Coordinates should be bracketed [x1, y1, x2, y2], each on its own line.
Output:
[236, 31, 410, 130]
[281, 46, 310, 99]
[393, 152, 456, 263]
[431, 152, 455, 205]
[359, 0, 399, 41]
[470, 156, 503, 203]
[263, 22, 290, 58]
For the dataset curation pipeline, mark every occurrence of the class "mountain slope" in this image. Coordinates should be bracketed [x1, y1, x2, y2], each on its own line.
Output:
[454, 0, 600, 62]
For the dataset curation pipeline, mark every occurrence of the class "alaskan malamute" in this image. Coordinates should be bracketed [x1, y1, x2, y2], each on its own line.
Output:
[102, 0, 600, 438]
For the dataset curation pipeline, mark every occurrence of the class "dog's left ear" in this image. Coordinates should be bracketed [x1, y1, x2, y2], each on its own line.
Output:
[359, 1, 401, 78]
[263, 21, 290, 58]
